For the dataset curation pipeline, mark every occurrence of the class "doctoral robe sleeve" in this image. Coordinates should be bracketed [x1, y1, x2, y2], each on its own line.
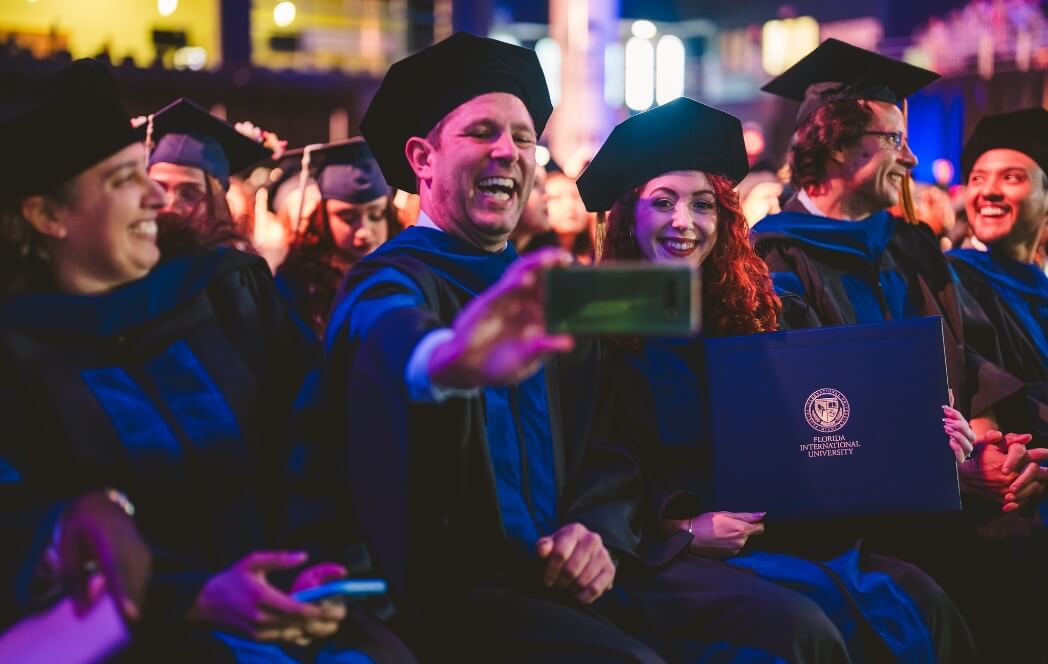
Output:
[323, 264, 454, 594]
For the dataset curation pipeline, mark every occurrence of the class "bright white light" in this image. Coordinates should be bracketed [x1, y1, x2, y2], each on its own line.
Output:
[157, 0, 178, 16]
[535, 145, 551, 167]
[489, 32, 521, 46]
[273, 1, 296, 28]
[173, 46, 207, 70]
[761, 16, 818, 76]
[604, 42, 625, 107]
[535, 37, 562, 107]
[624, 37, 655, 111]
[631, 20, 657, 40]
[655, 35, 685, 105]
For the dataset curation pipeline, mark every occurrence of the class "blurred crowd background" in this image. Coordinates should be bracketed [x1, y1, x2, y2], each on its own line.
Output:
[3, 0, 1046, 266]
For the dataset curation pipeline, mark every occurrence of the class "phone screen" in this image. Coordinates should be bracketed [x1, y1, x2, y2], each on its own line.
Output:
[544, 262, 700, 336]
[292, 578, 388, 603]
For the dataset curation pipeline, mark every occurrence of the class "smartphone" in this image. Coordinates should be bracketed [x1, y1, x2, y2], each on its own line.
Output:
[544, 262, 700, 336]
[292, 578, 388, 603]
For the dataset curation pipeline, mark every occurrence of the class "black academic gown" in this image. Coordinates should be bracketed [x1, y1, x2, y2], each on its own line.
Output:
[947, 249, 1048, 447]
[0, 250, 405, 662]
[322, 226, 660, 662]
[752, 198, 1021, 420]
[752, 201, 1047, 659]
[275, 244, 355, 340]
[567, 337, 977, 663]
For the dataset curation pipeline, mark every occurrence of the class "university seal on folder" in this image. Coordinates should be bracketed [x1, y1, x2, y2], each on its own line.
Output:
[705, 317, 962, 521]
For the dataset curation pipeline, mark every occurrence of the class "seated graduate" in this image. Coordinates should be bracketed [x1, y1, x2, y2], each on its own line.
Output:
[943, 108, 1048, 656]
[322, 32, 668, 662]
[275, 139, 397, 337]
[748, 39, 1044, 658]
[570, 96, 977, 664]
[751, 39, 1018, 423]
[949, 108, 1048, 450]
[140, 98, 274, 256]
[0, 60, 412, 663]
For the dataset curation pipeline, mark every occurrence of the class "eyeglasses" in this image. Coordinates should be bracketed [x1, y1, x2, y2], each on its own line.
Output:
[862, 131, 906, 151]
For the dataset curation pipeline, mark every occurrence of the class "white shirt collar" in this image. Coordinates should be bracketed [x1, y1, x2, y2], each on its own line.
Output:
[414, 209, 442, 231]
[797, 189, 828, 217]
[412, 208, 509, 252]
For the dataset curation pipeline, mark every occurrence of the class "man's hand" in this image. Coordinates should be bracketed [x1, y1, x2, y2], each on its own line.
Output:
[536, 523, 615, 604]
[959, 431, 1043, 512]
[58, 490, 151, 622]
[429, 248, 575, 389]
[666, 512, 764, 559]
[187, 551, 344, 644]
[999, 436, 1048, 513]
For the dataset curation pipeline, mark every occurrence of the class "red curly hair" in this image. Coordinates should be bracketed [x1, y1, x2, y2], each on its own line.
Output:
[601, 172, 780, 337]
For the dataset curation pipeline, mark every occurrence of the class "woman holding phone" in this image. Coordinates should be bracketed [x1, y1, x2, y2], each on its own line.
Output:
[0, 59, 411, 663]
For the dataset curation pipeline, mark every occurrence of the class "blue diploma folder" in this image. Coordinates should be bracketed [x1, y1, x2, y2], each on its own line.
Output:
[705, 317, 961, 521]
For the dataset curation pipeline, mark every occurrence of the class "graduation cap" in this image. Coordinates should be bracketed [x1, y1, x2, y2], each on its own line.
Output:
[961, 107, 1048, 178]
[309, 138, 390, 204]
[576, 97, 748, 213]
[144, 98, 272, 190]
[360, 32, 553, 193]
[266, 151, 306, 214]
[761, 39, 940, 124]
[0, 59, 139, 205]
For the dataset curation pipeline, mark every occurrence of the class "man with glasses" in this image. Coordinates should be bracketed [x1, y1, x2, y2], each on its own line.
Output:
[752, 38, 1015, 425]
[751, 39, 1040, 657]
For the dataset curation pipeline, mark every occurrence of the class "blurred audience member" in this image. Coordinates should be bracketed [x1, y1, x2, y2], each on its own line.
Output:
[546, 170, 595, 261]
[737, 164, 784, 227]
[275, 139, 396, 337]
[138, 99, 274, 256]
[510, 164, 558, 253]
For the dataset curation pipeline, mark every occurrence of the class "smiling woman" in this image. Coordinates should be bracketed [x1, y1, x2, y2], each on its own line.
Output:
[0, 63, 160, 296]
[568, 96, 979, 664]
[15, 144, 165, 295]
[0, 58, 415, 662]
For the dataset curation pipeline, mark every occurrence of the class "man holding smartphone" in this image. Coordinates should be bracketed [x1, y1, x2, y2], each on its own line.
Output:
[321, 33, 655, 662]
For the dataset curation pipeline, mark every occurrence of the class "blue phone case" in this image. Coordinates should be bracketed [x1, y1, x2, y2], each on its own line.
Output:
[292, 578, 387, 603]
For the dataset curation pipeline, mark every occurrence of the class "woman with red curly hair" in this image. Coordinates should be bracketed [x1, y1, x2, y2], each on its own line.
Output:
[568, 98, 977, 663]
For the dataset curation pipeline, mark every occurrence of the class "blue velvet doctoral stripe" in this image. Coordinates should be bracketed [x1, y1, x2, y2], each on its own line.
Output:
[770, 271, 807, 298]
[752, 211, 898, 264]
[484, 386, 541, 549]
[329, 267, 427, 350]
[879, 270, 916, 320]
[729, 549, 934, 663]
[0, 250, 242, 338]
[840, 275, 886, 323]
[838, 271, 914, 323]
[365, 226, 518, 296]
[81, 367, 182, 458]
[949, 249, 1048, 366]
[143, 341, 241, 450]
[516, 367, 559, 536]
[0, 458, 21, 483]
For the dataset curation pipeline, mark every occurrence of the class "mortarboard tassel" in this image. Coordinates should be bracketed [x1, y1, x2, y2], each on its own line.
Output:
[594, 211, 607, 263]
